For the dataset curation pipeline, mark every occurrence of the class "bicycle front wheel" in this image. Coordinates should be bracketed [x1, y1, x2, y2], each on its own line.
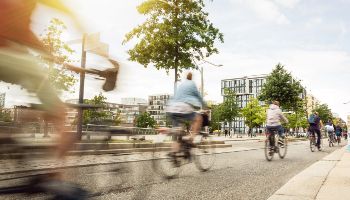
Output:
[278, 135, 287, 159]
[152, 136, 181, 179]
[193, 135, 216, 172]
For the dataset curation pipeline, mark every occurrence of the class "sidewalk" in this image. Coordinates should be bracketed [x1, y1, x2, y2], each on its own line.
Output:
[268, 144, 350, 200]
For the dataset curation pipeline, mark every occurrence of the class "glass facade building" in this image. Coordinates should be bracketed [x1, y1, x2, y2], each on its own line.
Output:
[221, 75, 267, 134]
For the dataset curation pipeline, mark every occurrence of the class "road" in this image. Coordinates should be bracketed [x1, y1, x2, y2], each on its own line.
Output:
[0, 139, 345, 200]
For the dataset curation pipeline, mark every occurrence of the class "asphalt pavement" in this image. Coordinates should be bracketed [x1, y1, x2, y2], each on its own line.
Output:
[0, 139, 344, 200]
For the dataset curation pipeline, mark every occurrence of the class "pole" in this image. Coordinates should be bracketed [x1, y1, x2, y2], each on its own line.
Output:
[201, 66, 204, 97]
[77, 34, 86, 140]
[174, 66, 178, 95]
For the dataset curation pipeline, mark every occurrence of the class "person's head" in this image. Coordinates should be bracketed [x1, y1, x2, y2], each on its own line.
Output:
[272, 100, 280, 107]
[314, 111, 319, 116]
[186, 72, 192, 80]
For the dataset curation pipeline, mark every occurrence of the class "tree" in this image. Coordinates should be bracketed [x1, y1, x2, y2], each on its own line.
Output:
[313, 104, 333, 124]
[218, 88, 240, 132]
[210, 104, 222, 131]
[135, 112, 157, 128]
[82, 93, 117, 125]
[240, 98, 266, 135]
[0, 109, 12, 122]
[258, 64, 304, 111]
[286, 113, 308, 133]
[40, 18, 76, 93]
[123, 0, 223, 92]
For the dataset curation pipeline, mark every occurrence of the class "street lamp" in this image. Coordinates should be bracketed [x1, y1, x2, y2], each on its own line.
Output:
[198, 60, 223, 97]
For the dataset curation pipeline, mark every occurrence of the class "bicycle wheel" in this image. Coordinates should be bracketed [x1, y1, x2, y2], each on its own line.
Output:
[310, 136, 316, 152]
[264, 135, 274, 161]
[152, 135, 181, 179]
[278, 135, 287, 159]
[193, 134, 216, 172]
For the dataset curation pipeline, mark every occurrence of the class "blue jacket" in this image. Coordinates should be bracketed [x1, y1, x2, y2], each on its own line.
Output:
[171, 79, 204, 109]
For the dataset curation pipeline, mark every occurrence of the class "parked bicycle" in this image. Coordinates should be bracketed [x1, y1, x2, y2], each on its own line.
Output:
[264, 127, 287, 161]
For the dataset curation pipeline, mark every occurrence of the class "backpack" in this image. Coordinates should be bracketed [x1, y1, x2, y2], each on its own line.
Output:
[308, 114, 316, 124]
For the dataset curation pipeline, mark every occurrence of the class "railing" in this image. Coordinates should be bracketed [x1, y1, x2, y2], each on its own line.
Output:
[85, 124, 158, 135]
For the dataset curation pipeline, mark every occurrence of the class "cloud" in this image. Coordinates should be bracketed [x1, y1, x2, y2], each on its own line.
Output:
[242, 0, 291, 24]
[273, 0, 301, 8]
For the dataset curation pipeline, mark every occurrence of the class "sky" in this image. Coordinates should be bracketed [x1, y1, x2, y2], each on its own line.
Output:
[1, 0, 350, 120]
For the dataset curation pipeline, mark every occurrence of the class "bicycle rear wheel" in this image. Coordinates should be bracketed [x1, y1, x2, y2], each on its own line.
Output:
[278, 135, 287, 159]
[310, 136, 316, 152]
[264, 136, 274, 161]
[193, 135, 216, 172]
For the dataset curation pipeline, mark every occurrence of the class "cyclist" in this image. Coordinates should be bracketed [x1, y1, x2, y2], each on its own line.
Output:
[0, 0, 86, 198]
[308, 112, 322, 150]
[266, 101, 288, 152]
[335, 124, 343, 143]
[166, 72, 206, 153]
[325, 120, 335, 145]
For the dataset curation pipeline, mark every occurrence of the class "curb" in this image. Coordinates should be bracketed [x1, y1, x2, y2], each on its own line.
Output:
[267, 146, 346, 200]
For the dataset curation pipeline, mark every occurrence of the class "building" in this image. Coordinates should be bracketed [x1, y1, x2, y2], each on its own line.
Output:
[347, 116, 350, 132]
[306, 93, 320, 116]
[148, 94, 171, 126]
[0, 93, 5, 108]
[121, 98, 147, 105]
[64, 99, 148, 127]
[221, 74, 268, 134]
[220, 74, 307, 134]
[119, 104, 148, 126]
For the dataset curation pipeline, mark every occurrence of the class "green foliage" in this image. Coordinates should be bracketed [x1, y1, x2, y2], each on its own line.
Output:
[258, 64, 304, 111]
[123, 0, 223, 79]
[210, 104, 222, 131]
[313, 104, 333, 124]
[0, 109, 12, 122]
[40, 18, 76, 93]
[135, 112, 157, 128]
[286, 113, 308, 130]
[240, 98, 266, 129]
[82, 93, 117, 125]
[219, 88, 240, 123]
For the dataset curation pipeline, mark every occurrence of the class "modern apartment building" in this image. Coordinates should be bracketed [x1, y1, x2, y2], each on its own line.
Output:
[121, 98, 147, 106]
[221, 75, 268, 134]
[64, 99, 148, 127]
[220, 74, 308, 134]
[148, 94, 171, 126]
[119, 104, 148, 126]
[306, 94, 320, 116]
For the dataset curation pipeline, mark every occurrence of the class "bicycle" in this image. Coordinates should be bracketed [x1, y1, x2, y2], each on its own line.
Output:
[152, 124, 216, 179]
[336, 134, 341, 146]
[0, 106, 151, 200]
[309, 131, 322, 152]
[264, 127, 287, 161]
[328, 132, 336, 147]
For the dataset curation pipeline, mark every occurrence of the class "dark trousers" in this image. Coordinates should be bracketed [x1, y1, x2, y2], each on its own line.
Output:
[310, 126, 321, 147]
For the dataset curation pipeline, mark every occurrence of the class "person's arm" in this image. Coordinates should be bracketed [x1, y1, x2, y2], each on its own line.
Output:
[279, 110, 288, 124]
[191, 82, 205, 108]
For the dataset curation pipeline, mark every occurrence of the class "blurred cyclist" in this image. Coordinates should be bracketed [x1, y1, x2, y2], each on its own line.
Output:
[0, 0, 79, 158]
[166, 72, 206, 152]
[0, 0, 85, 196]
[266, 101, 288, 151]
